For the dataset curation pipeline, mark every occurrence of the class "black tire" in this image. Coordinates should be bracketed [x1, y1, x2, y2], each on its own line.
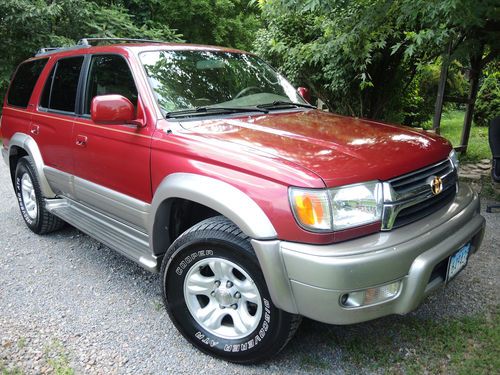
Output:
[14, 156, 65, 234]
[161, 216, 301, 363]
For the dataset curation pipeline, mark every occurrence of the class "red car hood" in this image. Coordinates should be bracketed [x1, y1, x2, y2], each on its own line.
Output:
[179, 109, 452, 187]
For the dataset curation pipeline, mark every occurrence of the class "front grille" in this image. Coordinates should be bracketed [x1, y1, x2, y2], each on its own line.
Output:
[382, 159, 458, 230]
[391, 160, 453, 195]
[392, 186, 456, 228]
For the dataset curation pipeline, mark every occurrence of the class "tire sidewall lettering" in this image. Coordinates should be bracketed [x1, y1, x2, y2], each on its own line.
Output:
[175, 249, 214, 276]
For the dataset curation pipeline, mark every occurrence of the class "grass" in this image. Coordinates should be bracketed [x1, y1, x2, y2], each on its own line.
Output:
[299, 352, 330, 370]
[16, 338, 25, 350]
[152, 299, 164, 312]
[424, 110, 491, 163]
[0, 339, 75, 375]
[44, 340, 74, 375]
[0, 369, 23, 375]
[480, 175, 500, 201]
[0, 362, 23, 375]
[320, 307, 500, 374]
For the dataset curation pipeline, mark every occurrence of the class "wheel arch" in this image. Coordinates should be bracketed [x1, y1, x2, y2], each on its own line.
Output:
[7, 132, 55, 198]
[149, 173, 277, 256]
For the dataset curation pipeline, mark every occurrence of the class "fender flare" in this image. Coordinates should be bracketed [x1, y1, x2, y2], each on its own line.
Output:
[149, 173, 277, 253]
[7, 133, 56, 198]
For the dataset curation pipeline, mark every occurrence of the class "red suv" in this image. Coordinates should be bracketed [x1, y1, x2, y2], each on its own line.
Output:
[1, 38, 485, 363]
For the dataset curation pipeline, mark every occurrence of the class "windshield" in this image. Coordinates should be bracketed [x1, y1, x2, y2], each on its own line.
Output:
[139, 50, 306, 114]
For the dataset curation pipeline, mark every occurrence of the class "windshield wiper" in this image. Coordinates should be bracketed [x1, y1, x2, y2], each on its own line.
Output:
[166, 106, 269, 118]
[256, 101, 316, 110]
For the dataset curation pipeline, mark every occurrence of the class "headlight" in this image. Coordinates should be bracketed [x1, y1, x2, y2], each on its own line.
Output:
[329, 182, 383, 231]
[289, 181, 383, 232]
[449, 149, 459, 170]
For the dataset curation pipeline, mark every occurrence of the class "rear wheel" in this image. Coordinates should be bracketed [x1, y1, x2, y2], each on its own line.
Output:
[161, 216, 301, 363]
[14, 156, 65, 234]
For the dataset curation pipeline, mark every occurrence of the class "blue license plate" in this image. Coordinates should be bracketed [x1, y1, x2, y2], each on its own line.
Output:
[447, 243, 471, 282]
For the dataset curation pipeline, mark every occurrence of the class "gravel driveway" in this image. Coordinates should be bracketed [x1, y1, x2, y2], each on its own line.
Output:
[0, 160, 498, 374]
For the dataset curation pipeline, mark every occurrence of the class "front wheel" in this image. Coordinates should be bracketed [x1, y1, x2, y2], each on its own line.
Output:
[161, 216, 301, 363]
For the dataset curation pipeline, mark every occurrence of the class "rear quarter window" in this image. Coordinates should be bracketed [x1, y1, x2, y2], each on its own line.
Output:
[7, 59, 48, 108]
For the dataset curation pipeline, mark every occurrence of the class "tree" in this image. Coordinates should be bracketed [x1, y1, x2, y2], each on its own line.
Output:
[0, 0, 261, 110]
[254, 0, 499, 124]
[122, 0, 261, 50]
[0, 0, 180, 109]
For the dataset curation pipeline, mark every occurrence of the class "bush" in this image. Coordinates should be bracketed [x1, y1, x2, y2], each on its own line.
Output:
[474, 72, 500, 126]
[399, 61, 467, 127]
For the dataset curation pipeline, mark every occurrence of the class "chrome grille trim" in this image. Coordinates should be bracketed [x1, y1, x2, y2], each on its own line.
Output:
[381, 159, 457, 230]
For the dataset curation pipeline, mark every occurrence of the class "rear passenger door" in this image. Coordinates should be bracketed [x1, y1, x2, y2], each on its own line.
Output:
[33, 56, 84, 195]
[72, 54, 152, 229]
[3, 58, 48, 136]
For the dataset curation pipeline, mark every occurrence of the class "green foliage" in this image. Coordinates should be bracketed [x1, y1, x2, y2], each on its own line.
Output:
[474, 71, 500, 127]
[401, 61, 468, 126]
[254, 0, 499, 124]
[424, 110, 491, 163]
[123, 0, 261, 50]
[0, 0, 180, 108]
[0, 0, 261, 110]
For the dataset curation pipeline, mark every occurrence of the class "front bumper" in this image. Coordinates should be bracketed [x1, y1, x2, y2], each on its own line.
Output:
[252, 183, 485, 325]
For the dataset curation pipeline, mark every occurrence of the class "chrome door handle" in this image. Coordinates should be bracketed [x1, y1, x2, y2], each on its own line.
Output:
[30, 124, 40, 135]
[75, 135, 88, 147]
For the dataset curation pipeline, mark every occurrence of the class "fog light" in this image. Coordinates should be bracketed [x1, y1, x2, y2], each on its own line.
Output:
[341, 281, 401, 308]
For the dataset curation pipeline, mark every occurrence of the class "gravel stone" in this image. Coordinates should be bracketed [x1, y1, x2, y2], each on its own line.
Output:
[0, 161, 498, 374]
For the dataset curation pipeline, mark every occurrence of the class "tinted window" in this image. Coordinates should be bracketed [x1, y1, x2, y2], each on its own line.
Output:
[46, 56, 84, 113]
[84, 55, 138, 114]
[7, 59, 48, 108]
[39, 64, 55, 109]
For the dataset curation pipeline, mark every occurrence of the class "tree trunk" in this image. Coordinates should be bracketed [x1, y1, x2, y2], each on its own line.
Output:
[460, 44, 484, 153]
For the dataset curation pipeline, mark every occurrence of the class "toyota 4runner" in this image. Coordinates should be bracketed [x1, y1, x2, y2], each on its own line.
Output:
[0, 38, 485, 363]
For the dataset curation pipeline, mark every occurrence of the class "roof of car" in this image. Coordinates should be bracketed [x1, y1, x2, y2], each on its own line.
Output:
[30, 41, 249, 62]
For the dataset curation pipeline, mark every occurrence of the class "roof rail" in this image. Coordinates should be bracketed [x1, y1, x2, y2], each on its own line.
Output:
[78, 38, 166, 46]
[37, 47, 59, 54]
[35, 44, 90, 57]
[35, 37, 166, 57]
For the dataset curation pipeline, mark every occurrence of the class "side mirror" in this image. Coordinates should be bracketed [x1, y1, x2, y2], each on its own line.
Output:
[297, 87, 311, 104]
[91, 95, 135, 124]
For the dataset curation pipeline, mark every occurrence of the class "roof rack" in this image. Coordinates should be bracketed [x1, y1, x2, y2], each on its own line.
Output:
[35, 44, 90, 57]
[37, 47, 59, 54]
[78, 38, 166, 46]
[35, 37, 166, 57]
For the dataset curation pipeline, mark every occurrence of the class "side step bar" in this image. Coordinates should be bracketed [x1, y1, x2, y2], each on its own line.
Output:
[46, 197, 158, 272]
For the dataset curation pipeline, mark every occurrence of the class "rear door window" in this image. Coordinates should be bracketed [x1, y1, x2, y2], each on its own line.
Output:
[40, 56, 84, 113]
[83, 54, 138, 114]
[7, 59, 48, 108]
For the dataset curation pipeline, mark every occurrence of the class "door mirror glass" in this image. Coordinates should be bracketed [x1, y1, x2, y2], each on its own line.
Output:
[297, 87, 311, 104]
[91, 94, 135, 123]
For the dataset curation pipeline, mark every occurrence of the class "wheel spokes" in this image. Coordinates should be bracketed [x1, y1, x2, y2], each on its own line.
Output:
[209, 260, 233, 280]
[234, 279, 260, 304]
[197, 302, 226, 330]
[25, 201, 36, 212]
[22, 178, 32, 192]
[185, 272, 215, 295]
[184, 257, 263, 339]
[229, 309, 254, 335]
